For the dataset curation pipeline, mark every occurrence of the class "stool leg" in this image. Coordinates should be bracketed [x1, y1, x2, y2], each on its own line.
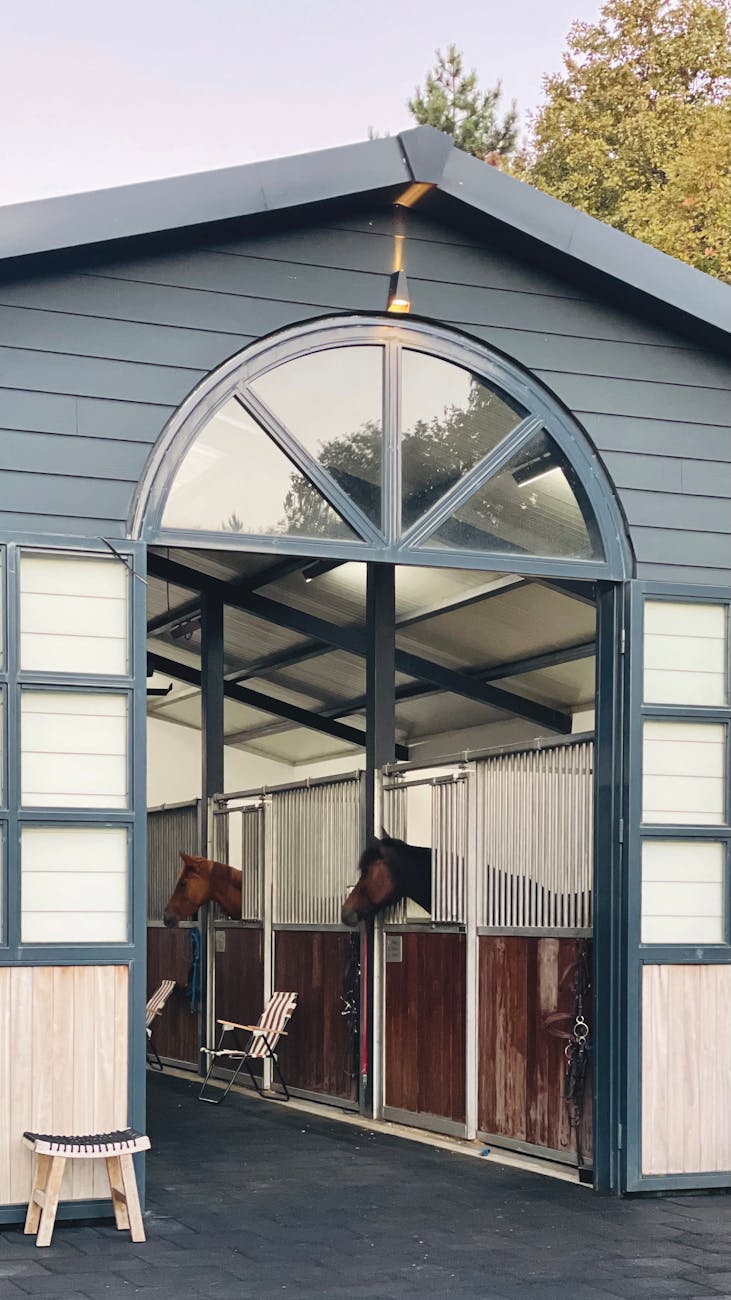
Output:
[118, 1154, 145, 1242]
[24, 1153, 50, 1236]
[36, 1156, 66, 1248]
[105, 1157, 130, 1231]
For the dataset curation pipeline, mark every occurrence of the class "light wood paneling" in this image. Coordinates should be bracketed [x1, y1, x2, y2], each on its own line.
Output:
[0, 965, 128, 1206]
[642, 964, 731, 1174]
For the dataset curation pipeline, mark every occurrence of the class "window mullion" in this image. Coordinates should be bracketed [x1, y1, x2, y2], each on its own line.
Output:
[401, 414, 543, 549]
[237, 390, 385, 545]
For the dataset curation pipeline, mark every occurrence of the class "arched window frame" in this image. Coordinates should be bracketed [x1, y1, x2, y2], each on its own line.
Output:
[131, 316, 632, 581]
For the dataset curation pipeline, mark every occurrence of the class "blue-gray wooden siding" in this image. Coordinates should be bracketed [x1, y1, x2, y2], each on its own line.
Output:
[0, 209, 729, 584]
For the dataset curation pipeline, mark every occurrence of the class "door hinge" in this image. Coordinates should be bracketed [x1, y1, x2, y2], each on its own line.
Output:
[617, 1123, 623, 1150]
[618, 818, 624, 845]
[620, 627, 626, 655]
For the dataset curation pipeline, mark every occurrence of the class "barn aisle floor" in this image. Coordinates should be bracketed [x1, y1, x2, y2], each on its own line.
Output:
[1, 1071, 730, 1299]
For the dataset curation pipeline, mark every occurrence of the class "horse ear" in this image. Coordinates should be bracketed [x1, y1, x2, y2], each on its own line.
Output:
[380, 827, 393, 843]
[366, 835, 382, 851]
[179, 851, 196, 865]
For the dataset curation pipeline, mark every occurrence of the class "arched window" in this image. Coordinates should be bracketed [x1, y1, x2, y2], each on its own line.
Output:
[134, 318, 630, 579]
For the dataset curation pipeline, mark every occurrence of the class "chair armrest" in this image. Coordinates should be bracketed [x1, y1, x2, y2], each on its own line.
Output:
[217, 1019, 288, 1035]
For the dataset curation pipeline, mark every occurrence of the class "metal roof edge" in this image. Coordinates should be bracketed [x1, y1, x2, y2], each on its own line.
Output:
[438, 147, 731, 342]
[0, 134, 411, 263]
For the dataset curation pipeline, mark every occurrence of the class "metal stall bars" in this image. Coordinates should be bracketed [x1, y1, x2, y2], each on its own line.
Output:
[147, 801, 201, 1067]
[271, 773, 363, 1106]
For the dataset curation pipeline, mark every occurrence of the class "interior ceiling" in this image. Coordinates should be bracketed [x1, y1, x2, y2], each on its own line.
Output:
[147, 548, 596, 765]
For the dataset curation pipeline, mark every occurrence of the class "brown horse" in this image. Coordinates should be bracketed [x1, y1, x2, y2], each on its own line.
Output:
[341, 835, 432, 927]
[163, 852, 242, 926]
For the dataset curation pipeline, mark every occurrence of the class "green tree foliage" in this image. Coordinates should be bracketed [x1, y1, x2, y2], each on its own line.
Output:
[524, 0, 731, 280]
[409, 44, 518, 158]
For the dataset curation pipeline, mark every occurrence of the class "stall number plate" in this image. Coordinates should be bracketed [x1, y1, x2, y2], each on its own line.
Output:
[386, 936, 402, 963]
[215, 931, 226, 953]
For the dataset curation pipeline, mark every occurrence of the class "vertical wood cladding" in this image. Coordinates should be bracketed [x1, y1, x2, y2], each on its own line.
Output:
[385, 932, 466, 1123]
[478, 936, 592, 1160]
[274, 930, 358, 1100]
[146, 927, 199, 1066]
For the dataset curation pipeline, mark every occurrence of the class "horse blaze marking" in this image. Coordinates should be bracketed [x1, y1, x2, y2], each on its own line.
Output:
[386, 936, 403, 963]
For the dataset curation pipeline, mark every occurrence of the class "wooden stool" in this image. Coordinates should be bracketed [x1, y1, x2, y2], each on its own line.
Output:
[22, 1128, 150, 1247]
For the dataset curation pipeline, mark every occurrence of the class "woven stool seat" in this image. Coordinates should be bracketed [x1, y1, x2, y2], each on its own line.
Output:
[23, 1126, 149, 1247]
[23, 1128, 150, 1158]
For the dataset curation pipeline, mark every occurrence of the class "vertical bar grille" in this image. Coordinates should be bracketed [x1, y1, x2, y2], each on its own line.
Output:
[272, 778, 362, 925]
[146, 802, 199, 923]
[475, 739, 593, 931]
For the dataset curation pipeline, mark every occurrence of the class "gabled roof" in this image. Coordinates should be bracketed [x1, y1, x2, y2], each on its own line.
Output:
[1, 125, 728, 350]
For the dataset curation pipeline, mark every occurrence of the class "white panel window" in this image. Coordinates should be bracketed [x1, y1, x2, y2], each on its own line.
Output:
[20, 553, 129, 676]
[644, 601, 727, 706]
[643, 721, 726, 826]
[21, 692, 128, 809]
[641, 840, 725, 944]
[21, 826, 128, 944]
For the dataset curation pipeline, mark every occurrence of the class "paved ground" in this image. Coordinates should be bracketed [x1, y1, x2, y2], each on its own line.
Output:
[1, 1072, 731, 1298]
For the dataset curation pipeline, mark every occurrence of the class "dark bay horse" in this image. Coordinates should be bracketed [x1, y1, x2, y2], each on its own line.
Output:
[341, 835, 431, 927]
[163, 852, 242, 925]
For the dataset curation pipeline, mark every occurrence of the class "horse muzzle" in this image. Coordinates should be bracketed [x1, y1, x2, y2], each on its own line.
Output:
[340, 905, 361, 928]
[163, 911, 180, 928]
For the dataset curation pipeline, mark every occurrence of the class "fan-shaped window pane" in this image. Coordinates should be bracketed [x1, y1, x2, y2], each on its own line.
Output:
[250, 346, 383, 529]
[161, 399, 357, 540]
[421, 430, 604, 560]
[401, 350, 526, 531]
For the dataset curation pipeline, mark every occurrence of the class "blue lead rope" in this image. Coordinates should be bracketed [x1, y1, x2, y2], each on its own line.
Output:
[187, 928, 201, 1013]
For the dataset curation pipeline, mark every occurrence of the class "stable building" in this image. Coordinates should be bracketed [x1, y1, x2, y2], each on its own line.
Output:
[0, 125, 729, 1218]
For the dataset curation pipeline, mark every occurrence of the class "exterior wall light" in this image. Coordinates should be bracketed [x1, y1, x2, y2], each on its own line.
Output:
[387, 269, 411, 314]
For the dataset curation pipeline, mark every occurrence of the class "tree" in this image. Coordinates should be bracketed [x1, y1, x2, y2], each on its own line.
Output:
[409, 45, 519, 159]
[524, 0, 731, 280]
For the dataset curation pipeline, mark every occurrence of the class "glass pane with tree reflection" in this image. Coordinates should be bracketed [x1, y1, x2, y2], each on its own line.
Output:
[161, 399, 358, 540]
[422, 430, 604, 559]
[401, 350, 526, 530]
[250, 346, 383, 530]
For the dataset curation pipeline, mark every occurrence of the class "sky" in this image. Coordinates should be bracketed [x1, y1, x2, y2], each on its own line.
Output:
[2, 0, 605, 206]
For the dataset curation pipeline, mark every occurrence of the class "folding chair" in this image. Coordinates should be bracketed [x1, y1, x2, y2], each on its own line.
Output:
[199, 991, 298, 1105]
[146, 979, 176, 1071]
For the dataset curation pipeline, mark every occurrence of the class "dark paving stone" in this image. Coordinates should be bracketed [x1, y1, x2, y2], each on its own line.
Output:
[3, 1072, 731, 1298]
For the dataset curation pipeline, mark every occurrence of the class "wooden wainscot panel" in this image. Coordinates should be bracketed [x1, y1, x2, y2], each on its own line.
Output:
[147, 926, 199, 1065]
[0, 965, 128, 1206]
[214, 926, 264, 1031]
[385, 932, 466, 1122]
[479, 936, 592, 1161]
[642, 964, 731, 1175]
[274, 930, 358, 1100]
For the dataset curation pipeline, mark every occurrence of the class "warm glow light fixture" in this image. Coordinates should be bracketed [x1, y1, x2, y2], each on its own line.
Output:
[387, 269, 411, 314]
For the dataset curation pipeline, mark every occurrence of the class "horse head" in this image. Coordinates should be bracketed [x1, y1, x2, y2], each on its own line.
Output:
[341, 834, 431, 927]
[163, 852, 215, 927]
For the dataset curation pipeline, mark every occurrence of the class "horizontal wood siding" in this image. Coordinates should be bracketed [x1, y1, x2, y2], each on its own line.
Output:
[0, 965, 128, 1206]
[478, 936, 593, 1161]
[146, 927, 199, 1066]
[273, 930, 358, 1100]
[384, 931, 466, 1122]
[0, 208, 729, 581]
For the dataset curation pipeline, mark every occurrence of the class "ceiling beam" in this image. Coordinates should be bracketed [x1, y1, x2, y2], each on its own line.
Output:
[146, 553, 318, 638]
[531, 577, 597, 607]
[147, 650, 409, 760]
[147, 551, 571, 732]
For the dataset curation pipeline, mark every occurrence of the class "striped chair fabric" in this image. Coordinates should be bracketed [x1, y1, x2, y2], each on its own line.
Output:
[220, 991, 298, 1058]
[199, 991, 298, 1104]
[146, 979, 176, 1029]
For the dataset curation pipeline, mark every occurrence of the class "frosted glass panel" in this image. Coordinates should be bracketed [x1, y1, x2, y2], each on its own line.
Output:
[251, 347, 383, 528]
[22, 692, 128, 809]
[20, 553, 128, 676]
[644, 601, 727, 706]
[643, 721, 726, 826]
[401, 351, 526, 530]
[162, 398, 357, 540]
[641, 840, 725, 944]
[22, 826, 128, 944]
[423, 430, 603, 559]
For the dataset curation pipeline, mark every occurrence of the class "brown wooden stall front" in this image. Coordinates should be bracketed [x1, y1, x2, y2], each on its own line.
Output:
[478, 936, 592, 1162]
[146, 926, 200, 1066]
[384, 931, 466, 1124]
[274, 930, 359, 1102]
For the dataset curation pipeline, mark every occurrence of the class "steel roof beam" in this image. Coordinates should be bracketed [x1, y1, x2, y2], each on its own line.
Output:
[147, 650, 409, 760]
